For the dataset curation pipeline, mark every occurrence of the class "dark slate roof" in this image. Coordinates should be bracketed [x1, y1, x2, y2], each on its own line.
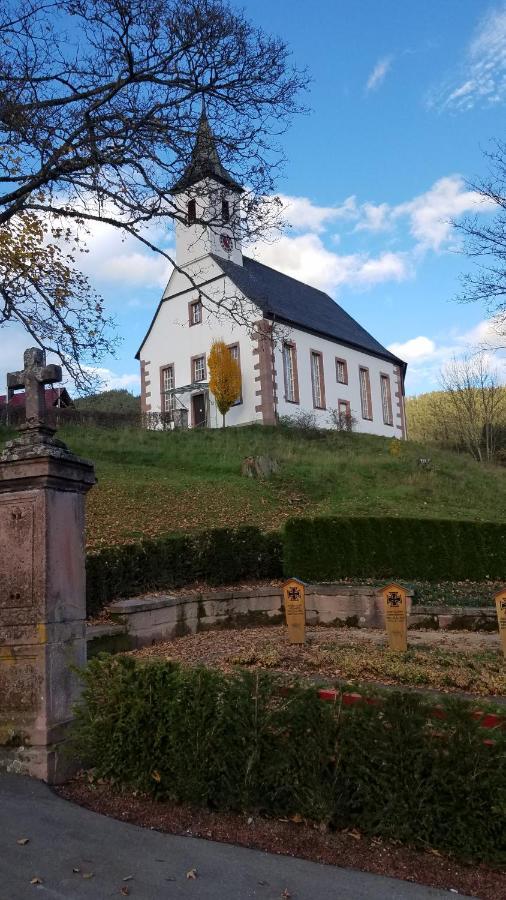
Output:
[210, 254, 405, 367]
[171, 109, 243, 194]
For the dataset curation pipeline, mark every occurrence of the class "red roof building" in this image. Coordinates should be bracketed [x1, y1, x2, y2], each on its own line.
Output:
[0, 387, 74, 411]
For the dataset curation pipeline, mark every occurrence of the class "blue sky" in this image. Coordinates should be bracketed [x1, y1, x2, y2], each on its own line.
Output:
[2, 0, 506, 395]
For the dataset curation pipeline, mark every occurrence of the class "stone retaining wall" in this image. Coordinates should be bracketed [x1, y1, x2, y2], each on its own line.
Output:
[108, 584, 399, 648]
[85, 586, 498, 655]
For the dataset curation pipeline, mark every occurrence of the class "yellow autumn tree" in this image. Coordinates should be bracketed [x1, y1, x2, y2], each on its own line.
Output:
[208, 340, 242, 427]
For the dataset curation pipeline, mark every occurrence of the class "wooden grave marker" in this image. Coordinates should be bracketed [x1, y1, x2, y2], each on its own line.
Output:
[379, 582, 408, 652]
[495, 588, 506, 659]
[282, 578, 306, 644]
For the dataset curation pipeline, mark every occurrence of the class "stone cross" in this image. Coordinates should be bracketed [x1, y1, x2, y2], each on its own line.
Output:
[7, 348, 62, 426]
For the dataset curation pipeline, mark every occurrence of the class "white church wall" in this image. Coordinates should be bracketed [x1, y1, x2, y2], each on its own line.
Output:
[140, 258, 262, 428]
[274, 325, 404, 438]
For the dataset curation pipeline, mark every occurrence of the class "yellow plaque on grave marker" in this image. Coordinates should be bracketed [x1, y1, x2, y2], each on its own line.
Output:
[282, 578, 306, 644]
[494, 589, 506, 658]
[379, 583, 408, 652]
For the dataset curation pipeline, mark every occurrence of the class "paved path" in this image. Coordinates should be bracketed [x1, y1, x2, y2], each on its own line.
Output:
[0, 775, 470, 900]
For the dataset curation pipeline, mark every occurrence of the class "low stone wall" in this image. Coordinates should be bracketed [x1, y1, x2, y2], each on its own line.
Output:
[410, 606, 498, 632]
[85, 587, 499, 656]
[89, 584, 408, 653]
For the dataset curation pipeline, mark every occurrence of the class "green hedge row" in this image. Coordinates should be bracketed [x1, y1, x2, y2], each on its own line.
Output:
[283, 517, 506, 583]
[86, 517, 505, 617]
[86, 526, 283, 617]
[72, 656, 506, 865]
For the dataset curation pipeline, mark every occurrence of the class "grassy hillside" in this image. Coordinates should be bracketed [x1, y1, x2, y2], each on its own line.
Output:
[1, 424, 505, 550]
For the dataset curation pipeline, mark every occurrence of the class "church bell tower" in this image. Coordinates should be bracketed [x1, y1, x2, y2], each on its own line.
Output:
[171, 106, 244, 268]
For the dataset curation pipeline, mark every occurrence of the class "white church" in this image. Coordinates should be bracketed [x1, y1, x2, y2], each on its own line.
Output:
[136, 111, 407, 438]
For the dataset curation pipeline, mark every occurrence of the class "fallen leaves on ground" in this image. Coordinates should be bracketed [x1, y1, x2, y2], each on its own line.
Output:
[130, 625, 505, 697]
[85, 480, 307, 550]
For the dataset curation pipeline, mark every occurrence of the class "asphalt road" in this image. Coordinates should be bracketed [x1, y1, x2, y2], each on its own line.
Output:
[0, 775, 471, 900]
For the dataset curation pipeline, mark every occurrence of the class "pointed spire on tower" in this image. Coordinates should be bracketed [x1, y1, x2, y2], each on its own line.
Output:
[171, 102, 244, 194]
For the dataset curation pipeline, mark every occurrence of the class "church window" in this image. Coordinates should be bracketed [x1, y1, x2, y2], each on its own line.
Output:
[283, 342, 299, 403]
[228, 343, 242, 405]
[187, 198, 197, 225]
[338, 399, 351, 428]
[335, 357, 348, 385]
[189, 299, 202, 326]
[311, 351, 325, 409]
[381, 374, 393, 425]
[161, 364, 175, 413]
[222, 199, 230, 223]
[192, 354, 206, 382]
[359, 367, 372, 420]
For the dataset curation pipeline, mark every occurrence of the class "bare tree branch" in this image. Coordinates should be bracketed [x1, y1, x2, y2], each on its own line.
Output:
[454, 140, 506, 345]
[0, 0, 307, 387]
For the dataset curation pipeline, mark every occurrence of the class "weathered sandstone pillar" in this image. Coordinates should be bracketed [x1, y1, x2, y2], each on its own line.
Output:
[0, 349, 95, 782]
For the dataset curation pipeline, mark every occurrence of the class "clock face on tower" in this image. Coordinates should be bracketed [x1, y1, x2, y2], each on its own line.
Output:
[219, 233, 233, 252]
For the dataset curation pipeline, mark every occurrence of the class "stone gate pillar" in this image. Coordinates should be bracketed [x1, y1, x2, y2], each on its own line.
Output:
[0, 349, 95, 783]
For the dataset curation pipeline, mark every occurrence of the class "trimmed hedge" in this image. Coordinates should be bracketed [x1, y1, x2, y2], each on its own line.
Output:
[284, 516, 506, 583]
[72, 656, 506, 865]
[86, 526, 283, 617]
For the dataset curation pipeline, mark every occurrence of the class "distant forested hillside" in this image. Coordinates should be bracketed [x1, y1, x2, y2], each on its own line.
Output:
[406, 388, 506, 459]
[75, 389, 140, 414]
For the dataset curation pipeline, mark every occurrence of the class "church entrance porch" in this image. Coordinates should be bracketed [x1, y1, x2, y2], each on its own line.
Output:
[160, 382, 210, 429]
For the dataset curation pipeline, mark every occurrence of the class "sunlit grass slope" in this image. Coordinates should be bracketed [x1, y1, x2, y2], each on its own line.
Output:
[1, 424, 504, 550]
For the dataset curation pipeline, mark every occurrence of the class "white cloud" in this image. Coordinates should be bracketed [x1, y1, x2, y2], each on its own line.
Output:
[388, 336, 437, 363]
[355, 251, 409, 284]
[252, 233, 410, 294]
[278, 194, 357, 233]
[354, 202, 391, 233]
[84, 366, 140, 392]
[42, 196, 175, 292]
[350, 176, 492, 251]
[465, 316, 505, 349]
[392, 175, 492, 250]
[78, 219, 174, 290]
[429, 5, 506, 111]
[389, 319, 506, 391]
[365, 56, 393, 92]
[97, 251, 172, 288]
